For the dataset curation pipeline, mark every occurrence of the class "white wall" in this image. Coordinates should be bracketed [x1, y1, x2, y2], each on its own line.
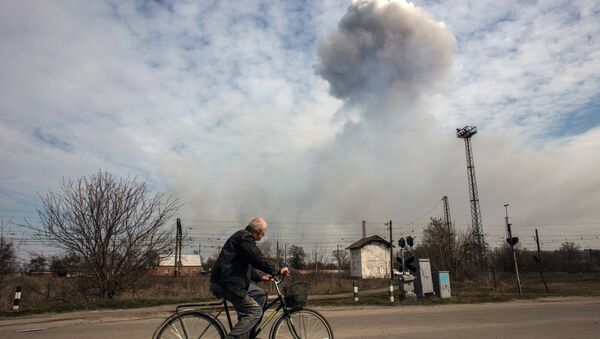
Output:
[360, 243, 390, 278]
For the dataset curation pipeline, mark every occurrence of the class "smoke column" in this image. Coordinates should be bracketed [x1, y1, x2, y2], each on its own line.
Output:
[180, 0, 461, 226]
[295, 0, 458, 221]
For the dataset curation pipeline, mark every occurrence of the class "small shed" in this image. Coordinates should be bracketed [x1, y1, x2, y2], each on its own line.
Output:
[149, 254, 203, 276]
[346, 235, 391, 279]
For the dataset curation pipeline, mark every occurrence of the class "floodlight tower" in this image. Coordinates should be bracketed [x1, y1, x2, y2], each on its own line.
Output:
[456, 126, 486, 257]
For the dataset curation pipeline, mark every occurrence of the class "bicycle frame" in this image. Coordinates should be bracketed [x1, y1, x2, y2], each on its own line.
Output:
[169, 276, 303, 339]
[218, 293, 285, 336]
[225, 276, 301, 338]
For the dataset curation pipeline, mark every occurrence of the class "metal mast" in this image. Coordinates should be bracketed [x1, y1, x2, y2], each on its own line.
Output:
[456, 126, 486, 256]
[442, 195, 452, 231]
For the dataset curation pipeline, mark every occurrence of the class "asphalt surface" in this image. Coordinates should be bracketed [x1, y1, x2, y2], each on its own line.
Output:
[1, 297, 599, 338]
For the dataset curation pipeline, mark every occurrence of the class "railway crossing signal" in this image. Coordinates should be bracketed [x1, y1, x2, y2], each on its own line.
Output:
[404, 257, 417, 273]
[506, 236, 519, 246]
[397, 237, 417, 274]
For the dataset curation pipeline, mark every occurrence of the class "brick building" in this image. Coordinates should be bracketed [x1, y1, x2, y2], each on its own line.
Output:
[149, 254, 203, 276]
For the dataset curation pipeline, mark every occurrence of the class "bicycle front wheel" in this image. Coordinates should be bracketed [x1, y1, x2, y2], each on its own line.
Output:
[270, 308, 334, 339]
[154, 311, 225, 339]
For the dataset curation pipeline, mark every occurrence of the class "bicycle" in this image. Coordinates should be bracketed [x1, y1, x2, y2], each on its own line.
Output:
[153, 275, 334, 339]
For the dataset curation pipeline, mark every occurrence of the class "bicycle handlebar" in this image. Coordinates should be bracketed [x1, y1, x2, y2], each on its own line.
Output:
[271, 260, 290, 284]
[272, 274, 285, 284]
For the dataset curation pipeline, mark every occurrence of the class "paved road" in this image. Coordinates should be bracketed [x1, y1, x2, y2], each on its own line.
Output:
[1, 297, 599, 338]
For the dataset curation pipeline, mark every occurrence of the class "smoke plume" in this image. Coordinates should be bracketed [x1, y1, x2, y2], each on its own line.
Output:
[295, 0, 458, 221]
[177, 0, 461, 227]
[316, 0, 455, 110]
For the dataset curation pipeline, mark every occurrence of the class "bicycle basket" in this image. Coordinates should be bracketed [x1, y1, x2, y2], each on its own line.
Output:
[284, 282, 308, 309]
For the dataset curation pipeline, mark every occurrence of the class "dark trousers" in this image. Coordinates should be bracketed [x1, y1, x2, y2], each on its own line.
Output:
[212, 283, 268, 339]
[246, 284, 268, 338]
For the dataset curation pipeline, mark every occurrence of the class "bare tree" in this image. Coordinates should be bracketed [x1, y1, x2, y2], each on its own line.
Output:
[27, 253, 48, 274]
[331, 248, 349, 269]
[258, 239, 273, 258]
[287, 245, 306, 269]
[0, 217, 18, 284]
[307, 242, 330, 271]
[415, 217, 484, 279]
[455, 228, 485, 279]
[490, 245, 535, 273]
[33, 171, 180, 298]
[49, 251, 81, 277]
[419, 218, 457, 271]
[559, 241, 583, 272]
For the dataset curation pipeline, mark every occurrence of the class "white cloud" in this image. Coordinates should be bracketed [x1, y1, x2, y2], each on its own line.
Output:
[419, 0, 600, 134]
[1, 0, 599, 254]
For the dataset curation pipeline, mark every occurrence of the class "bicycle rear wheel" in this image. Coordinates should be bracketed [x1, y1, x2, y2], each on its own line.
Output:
[270, 308, 333, 339]
[154, 311, 225, 339]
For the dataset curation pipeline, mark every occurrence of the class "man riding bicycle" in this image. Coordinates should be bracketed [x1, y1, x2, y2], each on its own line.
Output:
[210, 217, 290, 339]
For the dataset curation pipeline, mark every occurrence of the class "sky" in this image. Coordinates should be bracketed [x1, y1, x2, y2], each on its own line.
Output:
[1, 0, 599, 258]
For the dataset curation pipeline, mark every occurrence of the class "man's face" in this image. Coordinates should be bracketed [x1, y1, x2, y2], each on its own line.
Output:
[255, 226, 267, 241]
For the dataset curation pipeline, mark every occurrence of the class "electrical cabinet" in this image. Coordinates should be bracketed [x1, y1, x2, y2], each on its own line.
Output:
[414, 258, 434, 297]
[433, 271, 451, 298]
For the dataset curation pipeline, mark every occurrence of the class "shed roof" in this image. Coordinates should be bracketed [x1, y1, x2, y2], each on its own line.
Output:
[345, 235, 390, 250]
[159, 255, 202, 267]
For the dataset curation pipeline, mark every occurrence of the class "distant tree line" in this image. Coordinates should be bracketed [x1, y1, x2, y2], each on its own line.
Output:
[415, 218, 600, 280]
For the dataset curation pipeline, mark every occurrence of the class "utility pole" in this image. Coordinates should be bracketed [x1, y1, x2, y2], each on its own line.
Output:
[362, 220, 366, 238]
[504, 204, 522, 296]
[284, 243, 287, 263]
[173, 218, 181, 277]
[336, 244, 341, 272]
[276, 240, 280, 261]
[173, 226, 178, 277]
[535, 229, 550, 293]
[535, 229, 542, 267]
[387, 220, 394, 278]
[177, 218, 183, 276]
[178, 219, 183, 274]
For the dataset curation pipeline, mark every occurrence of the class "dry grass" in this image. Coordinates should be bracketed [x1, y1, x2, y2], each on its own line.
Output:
[0, 271, 377, 314]
[2, 271, 599, 315]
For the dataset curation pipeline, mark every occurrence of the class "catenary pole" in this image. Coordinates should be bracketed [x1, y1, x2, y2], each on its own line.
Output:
[388, 220, 394, 278]
[505, 205, 522, 296]
[535, 228, 550, 293]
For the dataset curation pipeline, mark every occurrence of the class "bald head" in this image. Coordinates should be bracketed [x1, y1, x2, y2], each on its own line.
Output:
[248, 217, 268, 240]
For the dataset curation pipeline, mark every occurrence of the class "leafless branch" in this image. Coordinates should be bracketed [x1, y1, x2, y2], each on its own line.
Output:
[31, 171, 181, 298]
